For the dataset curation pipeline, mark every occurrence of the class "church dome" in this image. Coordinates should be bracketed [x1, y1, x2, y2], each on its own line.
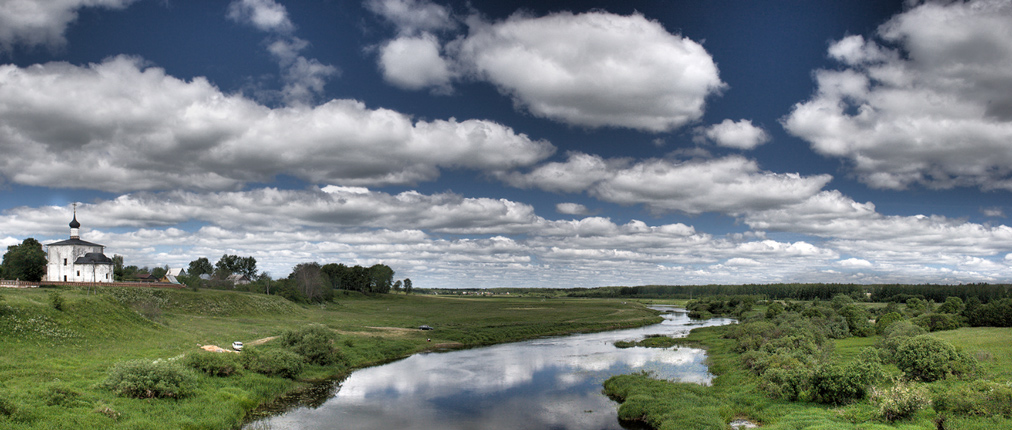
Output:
[69, 215, 81, 229]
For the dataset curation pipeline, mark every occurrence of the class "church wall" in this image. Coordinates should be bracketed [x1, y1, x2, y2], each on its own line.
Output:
[47, 244, 105, 282]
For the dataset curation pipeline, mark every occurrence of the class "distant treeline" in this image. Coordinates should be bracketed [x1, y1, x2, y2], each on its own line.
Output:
[439, 283, 1012, 304]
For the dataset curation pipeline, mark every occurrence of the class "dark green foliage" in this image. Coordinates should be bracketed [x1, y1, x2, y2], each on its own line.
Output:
[894, 335, 979, 382]
[838, 304, 874, 336]
[102, 359, 197, 399]
[184, 351, 240, 377]
[187, 257, 213, 277]
[279, 324, 345, 366]
[48, 291, 64, 311]
[214, 254, 258, 279]
[879, 320, 927, 361]
[963, 298, 1012, 327]
[239, 346, 304, 379]
[686, 295, 756, 318]
[938, 296, 965, 314]
[875, 312, 903, 334]
[911, 313, 963, 332]
[764, 301, 784, 319]
[1, 238, 46, 282]
[934, 380, 1012, 418]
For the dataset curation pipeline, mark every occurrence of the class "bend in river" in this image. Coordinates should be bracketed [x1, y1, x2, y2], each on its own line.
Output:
[246, 306, 733, 430]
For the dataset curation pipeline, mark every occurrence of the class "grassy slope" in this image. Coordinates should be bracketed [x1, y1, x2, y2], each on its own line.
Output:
[0, 287, 661, 429]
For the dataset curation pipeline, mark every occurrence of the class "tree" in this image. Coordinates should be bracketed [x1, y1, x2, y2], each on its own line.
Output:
[368, 264, 394, 294]
[214, 254, 257, 279]
[392, 280, 402, 292]
[1, 238, 47, 282]
[403, 278, 412, 294]
[289, 262, 329, 302]
[187, 257, 213, 278]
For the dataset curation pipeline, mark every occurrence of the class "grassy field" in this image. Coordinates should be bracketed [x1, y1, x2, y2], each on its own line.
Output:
[605, 318, 1012, 430]
[0, 286, 661, 429]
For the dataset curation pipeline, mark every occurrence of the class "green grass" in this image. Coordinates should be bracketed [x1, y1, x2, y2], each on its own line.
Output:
[604, 321, 1012, 429]
[0, 287, 662, 429]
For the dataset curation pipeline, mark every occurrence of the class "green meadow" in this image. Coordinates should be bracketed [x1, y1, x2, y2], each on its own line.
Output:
[605, 301, 1012, 430]
[0, 286, 661, 429]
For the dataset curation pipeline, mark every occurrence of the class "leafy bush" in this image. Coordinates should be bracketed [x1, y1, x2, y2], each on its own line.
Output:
[184, 351, 240, 377]
[933, 380, 1012, 417]
[280, 324, 345, 366]
[49, 291, 64, 311]
[765, 301, 785, 319]
[102, 359, 197, 399]
[875, 312, 903, 334]
[894, 335, 978, 382]
[870, 381, 930, 421]
[760, 366, 811, 401]
[911, 313, 963, 332]
[239, 346, 303, 379]
[879, 321, 927, 360]
[937, 297, 965, 314]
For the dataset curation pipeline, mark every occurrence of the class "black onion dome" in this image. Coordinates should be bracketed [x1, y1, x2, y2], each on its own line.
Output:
[69, 214, 81, 229]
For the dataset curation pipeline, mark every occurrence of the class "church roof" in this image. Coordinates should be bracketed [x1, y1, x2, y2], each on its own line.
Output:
[49, 238, 105, 248]
[75, 252, 113, 265]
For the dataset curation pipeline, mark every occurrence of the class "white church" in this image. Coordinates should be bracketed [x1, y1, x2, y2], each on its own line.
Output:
[46, 209, 114, 283]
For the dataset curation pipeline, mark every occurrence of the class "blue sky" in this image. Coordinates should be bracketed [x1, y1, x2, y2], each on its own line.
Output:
[2, 0, 1012, 288]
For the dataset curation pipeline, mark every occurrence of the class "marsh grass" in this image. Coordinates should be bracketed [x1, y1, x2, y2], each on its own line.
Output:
[0, 287, 660, 429]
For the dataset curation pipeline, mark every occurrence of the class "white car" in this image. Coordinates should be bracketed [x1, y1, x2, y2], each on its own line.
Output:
[232, 341, 243, 351]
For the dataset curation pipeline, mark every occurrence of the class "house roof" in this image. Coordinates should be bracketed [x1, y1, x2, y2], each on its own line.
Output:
[48, 238, 105, 248]
[74, 252, 113, 265]
[167, 268, 186, 277]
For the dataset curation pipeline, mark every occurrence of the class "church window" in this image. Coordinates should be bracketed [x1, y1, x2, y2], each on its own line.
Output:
[64, 258, 67, 265]
[63, 275, 67, 282]
[77, 271, 80, 276]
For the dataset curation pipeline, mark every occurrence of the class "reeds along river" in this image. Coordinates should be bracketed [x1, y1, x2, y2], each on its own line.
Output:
[246, 307, 734, 430]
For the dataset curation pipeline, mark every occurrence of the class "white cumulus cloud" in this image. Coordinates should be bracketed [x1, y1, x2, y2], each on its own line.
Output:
[0, 56, 554, 192]
[696, 119, 770, 149]
[0, 0, 137, 51]
[502, 153, 831, 215]
[783, 0, 1012, 191]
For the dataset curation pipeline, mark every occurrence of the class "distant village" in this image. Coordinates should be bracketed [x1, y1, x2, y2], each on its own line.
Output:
[1, 210, 410, 303]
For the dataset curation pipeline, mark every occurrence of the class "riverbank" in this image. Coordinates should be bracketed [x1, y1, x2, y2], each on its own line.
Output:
[0, 286, 663, 429]
[604, 308, 1012, 429]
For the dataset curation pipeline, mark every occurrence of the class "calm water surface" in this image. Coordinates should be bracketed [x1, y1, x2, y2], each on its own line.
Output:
[247, 307, 733, 430]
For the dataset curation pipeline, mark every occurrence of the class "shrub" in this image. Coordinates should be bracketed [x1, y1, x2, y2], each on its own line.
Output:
[875, 312, 903, 335]
[933, 380, 1012, 417]
[49, 291, 64, 311]
[937, 297, 964, 314]
[102, 359, 197, 399]
[765, 301, 785, 319]
[759, 366, 811, 401]
[870, 381, 930, 421]
[911, 313, 962, 332]
[239, 346, 303, 379]
[184, 351, 240, 377]
[280, 324, 345, 366]
[894, 335, 978, 382]
[879, 321, 927, 360]
[809, 364, 867, 405]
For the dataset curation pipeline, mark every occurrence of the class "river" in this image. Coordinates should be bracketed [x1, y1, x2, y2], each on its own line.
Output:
[245, 306, 733, 430]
